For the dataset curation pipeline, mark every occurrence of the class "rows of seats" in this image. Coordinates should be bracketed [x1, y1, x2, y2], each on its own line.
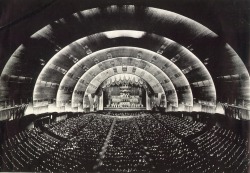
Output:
[34, 115, 113, 172]
[1, 129, 31, 151]
[154, 113, 206, 137]
[99, 118, 148, 172]
[0, 128, 60, 171]
[153, 113, 250, 172]
[135, 114, 223, 173]
[192, 126, 250, 173]
[45, 114, 94, 138]
[213, 126, 247, 146]
[0, 128, 41, 171]
[0, 112, 249, 172]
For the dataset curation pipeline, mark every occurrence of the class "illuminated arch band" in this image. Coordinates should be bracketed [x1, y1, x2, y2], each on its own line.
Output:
[58, 57, 178, 106]
[33, 33, 215, 108]
[1, 5, 248, 115]
[53, 47, 193, 106]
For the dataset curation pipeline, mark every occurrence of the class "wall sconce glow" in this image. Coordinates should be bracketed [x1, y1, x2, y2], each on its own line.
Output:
[104, 30, 146, 39]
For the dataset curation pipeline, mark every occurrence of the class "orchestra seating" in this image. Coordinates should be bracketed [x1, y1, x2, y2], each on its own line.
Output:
[153, 113, 206, 137]
[0, 112, 249, 172]
[44, 113, 94, 138]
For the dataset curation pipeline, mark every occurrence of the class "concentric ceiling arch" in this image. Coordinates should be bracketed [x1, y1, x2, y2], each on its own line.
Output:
[0, 5, 249, 114]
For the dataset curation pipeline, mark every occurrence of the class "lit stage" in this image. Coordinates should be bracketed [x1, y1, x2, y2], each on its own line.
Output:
[103, 107, 146, 112]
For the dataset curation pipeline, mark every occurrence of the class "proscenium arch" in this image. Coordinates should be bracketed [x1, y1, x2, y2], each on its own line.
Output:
[84, 73, 167, 110]
[84, 67, 163, 94]
[1, 5, 249, 110]
[78, 66, 167, 109]
[93, 73, 154, 94]
[69, 61, 179, 108]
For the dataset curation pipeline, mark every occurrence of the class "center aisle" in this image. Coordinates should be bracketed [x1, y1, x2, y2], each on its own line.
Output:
[93, 118, 117, 170]
[97, 118, 149, 172]
[2, 113, 248, 172]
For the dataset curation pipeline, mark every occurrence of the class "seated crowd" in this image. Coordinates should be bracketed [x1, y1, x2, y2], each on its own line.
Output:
[44, 114, 94, 138]
[0, 112, 249, 172]
[154, 113, 206, 137]
[192, 126, 249, 173]
[34, 115, 114, 172]
[0, 128, 60, 171]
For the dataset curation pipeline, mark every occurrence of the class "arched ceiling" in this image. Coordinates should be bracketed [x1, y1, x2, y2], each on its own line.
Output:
[36, 46, 198, 107]
[0, 3, 249, 111]
[32, 32, 215, 107]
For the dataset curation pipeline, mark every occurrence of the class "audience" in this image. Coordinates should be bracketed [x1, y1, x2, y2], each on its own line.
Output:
[0, 112, 249, 172]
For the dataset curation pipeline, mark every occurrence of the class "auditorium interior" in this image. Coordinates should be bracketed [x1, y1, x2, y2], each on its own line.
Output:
[0, 0, 250, 172]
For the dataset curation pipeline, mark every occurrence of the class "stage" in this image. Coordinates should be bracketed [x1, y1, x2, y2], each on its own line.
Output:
[103, 107, 146, 112]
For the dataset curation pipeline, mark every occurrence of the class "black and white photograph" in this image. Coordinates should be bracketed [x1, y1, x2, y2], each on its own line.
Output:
[0, 0, 249, 172]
